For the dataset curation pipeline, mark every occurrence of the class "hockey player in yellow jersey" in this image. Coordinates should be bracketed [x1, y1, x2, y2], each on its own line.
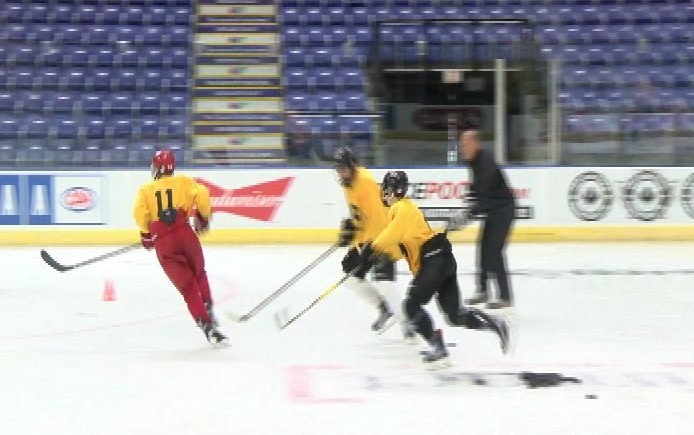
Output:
[334, 147, 402, 334]
[133, 149, 229, 347]
[353, 171, 510, 368]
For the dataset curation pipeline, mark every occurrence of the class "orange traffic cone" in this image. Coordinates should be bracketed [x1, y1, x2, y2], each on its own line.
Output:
[102, 280, 116, 302]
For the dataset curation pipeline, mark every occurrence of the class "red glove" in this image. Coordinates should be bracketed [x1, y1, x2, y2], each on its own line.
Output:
[140, 232, 155, 250]
[193, 211, 209, 234]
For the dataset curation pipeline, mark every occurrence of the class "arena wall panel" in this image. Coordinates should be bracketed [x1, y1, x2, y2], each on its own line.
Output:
[0, 167, 692, 245]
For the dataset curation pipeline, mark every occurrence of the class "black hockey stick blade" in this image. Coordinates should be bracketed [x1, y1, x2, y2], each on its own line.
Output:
[40, 249, 73, 272]
[40, 243, 140, 272]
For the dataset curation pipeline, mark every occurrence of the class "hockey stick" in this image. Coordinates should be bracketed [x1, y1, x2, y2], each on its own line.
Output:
[226, 243, 339, 322]
[40, 243, 141, 272]
[274, 273, 351, 330]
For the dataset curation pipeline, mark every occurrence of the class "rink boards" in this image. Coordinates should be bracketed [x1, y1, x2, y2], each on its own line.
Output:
[0, 167, 693, 244]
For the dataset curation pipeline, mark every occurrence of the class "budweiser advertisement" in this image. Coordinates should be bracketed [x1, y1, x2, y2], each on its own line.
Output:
[194, 177, 293, 222]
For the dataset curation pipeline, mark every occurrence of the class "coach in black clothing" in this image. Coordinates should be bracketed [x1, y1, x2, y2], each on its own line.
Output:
[459, 130, 515, 309]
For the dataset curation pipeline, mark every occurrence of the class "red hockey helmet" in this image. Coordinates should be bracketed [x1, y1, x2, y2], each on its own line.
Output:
[151, 149, 176, 180]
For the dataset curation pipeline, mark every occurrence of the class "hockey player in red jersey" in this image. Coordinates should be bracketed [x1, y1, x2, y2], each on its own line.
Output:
[133, 150, 229, 347]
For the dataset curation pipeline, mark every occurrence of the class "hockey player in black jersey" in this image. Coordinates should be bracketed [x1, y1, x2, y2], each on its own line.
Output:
[347, 171, 511, 368]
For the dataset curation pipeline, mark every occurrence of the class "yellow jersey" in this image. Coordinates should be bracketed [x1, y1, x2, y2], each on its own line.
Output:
[133, 174, 211, 233]
[342, 167, 389, 245]
[372, 197, 436, 275]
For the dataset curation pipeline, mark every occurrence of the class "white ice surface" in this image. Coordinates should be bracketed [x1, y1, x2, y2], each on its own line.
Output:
[1, 243, 694, 435]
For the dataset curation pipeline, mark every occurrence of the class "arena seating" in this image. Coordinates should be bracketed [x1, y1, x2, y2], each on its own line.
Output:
[280, 0, 694, 149]
[2, 0, 692, 165]
[0, 0, 192, 166]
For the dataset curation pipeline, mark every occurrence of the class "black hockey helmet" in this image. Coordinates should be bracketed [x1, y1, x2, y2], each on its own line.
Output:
[381, 171, 408, 203]
[334, 146, 358, 170]
[334, 147, 359, 187]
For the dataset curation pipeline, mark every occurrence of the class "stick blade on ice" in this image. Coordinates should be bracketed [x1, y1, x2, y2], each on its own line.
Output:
[40, 249, 72, 272]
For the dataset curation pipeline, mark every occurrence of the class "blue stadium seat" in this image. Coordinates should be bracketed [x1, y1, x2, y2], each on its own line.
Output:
[115, 26, 141, 45]
[25, 116, 49, 139]
[285, 69, 309, 89]
[53, 117, 80, 139]
[64, 26, 89, 44]
[305, 8, 324, 26]
[21, 92, 46, 113]
[142, 69, 164, 89]
[167, 93, 186, 113]
[312, 48, 335, 66]
[143, 26, 164, 45]
[109, 118, 134, 138]
[329, 27, 348, 46]
[149, 7, 170, 25]
[0, 116, 19, 139]
[626, 113, 674, 132]
[313, 116, 339, 157]
[36, 69, 58, 89]
[340, 116, 373, 137]
[94, 47, 117, 67]
[110, 93, 135, 115]
[85, 118, 107, 139]
[283, 27, 302, 46]
[87, 69, 111, 91]
[2, 5, 24, 24]
[350, 7, 370, 25]
[168, 48, 188, 67]
[167, 69, 188, 90]
[286, 116, 311, 134]
[353, 27, 372, 47]
[307, 27, 328, 46]
[51, 93, 76, 114]
[102, 6, 121, 24]
[565, 114, 620, 134]
[286, 93, 312, 111]
[63, 69, 87, 90]
[164, 116, 187, 138]
[167, 27, 189, 45]
[82, 93, 104, 114]
[125, 7, 145, 25]
[313, 92, 339, 112]
[110, 68, 139, 91]
[172, 8, 191, 26]
[51, 5, 73, 24]
[341, 92, 368, 111]
[313, 68, 337, 89]
[75, 6, 97, 24]
[118, 49, 140, 66]
[286, 48, 307, 66]
[282, 8, 301, 26]
[18, 68, 40, 90]
[138, 117, 160, 138]
[340, 69, 365, 89]
[0, 92, 15, 111]
[327, 7, 347, 25]
[136, 93, 159, 114]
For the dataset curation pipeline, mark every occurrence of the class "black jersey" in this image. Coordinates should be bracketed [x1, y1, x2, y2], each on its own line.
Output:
[466, 149, 515, 216]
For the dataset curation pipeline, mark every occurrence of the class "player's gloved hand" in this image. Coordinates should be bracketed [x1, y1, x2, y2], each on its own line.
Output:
[341, 247, 360, 273]
[194, 211, 209, 234]
[338, 218, 356, 247]
[469, 206, 482, 218]
[140, 232, 155, 250]
[446, 209, 470, 232]
[359, 243, 390, 270]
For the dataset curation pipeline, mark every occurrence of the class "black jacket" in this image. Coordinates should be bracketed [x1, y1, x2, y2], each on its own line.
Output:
[466, 149, 515, 217]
